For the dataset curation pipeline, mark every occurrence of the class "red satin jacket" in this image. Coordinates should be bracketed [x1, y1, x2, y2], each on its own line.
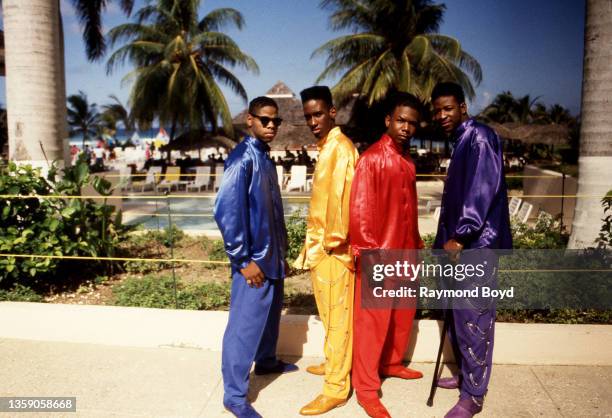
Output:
[349, 134, 424, 256]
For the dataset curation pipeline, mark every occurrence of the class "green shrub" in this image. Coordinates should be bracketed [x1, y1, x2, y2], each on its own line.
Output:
[422, 233, 435, 248]
[0, 284, 44, 302]
[123, 260, 175, 274]
[112, 275, 230, 310]
[208, 239, 228, 261]
[286, 210, 307, 262]
[0, 159, 132, 285]
[511, 211, 568, 249]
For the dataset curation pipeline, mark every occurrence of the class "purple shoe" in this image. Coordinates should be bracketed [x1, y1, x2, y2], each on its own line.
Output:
[444, 397, 483, 418]
[437, 375, 460, 389]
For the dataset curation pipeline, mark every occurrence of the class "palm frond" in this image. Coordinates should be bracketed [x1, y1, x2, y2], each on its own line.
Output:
[198, 8, 245, 31]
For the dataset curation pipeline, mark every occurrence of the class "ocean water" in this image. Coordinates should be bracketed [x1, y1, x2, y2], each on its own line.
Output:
[69, 128, 161, 147]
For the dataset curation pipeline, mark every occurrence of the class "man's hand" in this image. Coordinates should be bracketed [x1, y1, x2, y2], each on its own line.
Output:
[240, 261, 265, 288]
[443, 239, 464, 264]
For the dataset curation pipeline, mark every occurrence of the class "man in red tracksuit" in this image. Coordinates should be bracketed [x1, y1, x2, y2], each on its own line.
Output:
[349, 92, 425, 418]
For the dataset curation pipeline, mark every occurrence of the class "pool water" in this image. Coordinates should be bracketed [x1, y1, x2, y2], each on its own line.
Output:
[125, 196, 309, 231]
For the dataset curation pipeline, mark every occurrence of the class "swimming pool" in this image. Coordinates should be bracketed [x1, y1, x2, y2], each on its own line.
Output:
[124, 196, 309, 231]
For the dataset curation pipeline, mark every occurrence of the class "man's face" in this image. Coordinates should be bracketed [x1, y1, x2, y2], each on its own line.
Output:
[302, 99, 336, 139]
[385, 105, 420, 146]
[432, 95, 467, 135]
[247, 105, 280, 143]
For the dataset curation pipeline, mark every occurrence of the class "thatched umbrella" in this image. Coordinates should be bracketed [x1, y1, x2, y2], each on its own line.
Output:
[488, 122, 570, 146]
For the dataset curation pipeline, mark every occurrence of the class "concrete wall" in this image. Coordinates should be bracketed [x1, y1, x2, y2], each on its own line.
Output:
[522, 165, 577, 229]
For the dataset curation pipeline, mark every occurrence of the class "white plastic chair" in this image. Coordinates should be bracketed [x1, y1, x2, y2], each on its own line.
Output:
[508, 197, 523, 217]
[213, 164, 224, 191]
[276, 165, 285, 189]
[516, 202, 533, 223]
[130, 166, 161, 192]
[433, 206, 441, 222]
[425, 199, 442, 212]
[118, 166, 132, 192]
[157, 166, 183, 192]
[286, 165, 307, 192]
[186, 166, 211, 192]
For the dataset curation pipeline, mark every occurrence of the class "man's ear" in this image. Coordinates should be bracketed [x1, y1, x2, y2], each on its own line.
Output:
[385, 115, 391, 128]
[329, 105, 337, 120]
[460, 102, 468, 116]
[246, 113, 253, 129]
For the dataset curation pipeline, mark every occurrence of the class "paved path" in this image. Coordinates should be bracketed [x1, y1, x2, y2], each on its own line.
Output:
[1, 338, 610, 417]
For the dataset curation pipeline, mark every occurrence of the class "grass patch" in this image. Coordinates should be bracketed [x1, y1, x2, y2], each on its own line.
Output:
[112, 275, 230, 310]
[0, 284, 44, 302]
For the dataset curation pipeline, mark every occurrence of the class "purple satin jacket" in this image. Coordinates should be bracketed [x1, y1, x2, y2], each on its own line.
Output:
[433, 118, 512, 250]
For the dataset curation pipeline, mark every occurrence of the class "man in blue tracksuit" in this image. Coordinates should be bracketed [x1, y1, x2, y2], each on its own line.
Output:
[214, 96, 298, 418]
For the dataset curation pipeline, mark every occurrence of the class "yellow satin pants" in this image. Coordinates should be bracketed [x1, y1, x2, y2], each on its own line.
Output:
[310, 255, 355, 399]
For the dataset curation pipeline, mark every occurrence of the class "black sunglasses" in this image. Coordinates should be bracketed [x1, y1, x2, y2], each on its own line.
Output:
[250, 113, 283, 127]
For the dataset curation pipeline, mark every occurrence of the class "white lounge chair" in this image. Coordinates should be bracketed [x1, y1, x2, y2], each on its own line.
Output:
[276, 165, 285, 189]
[425, 199, 442, 212]
[433, 206, 441, 222]
[213, 164, 224, 191]
[516, 202, 533, 223]
[508, 196, 523, 217]
[186, 166, 211, 192]
[118, 166, 132, 192]
[286, 165, 307, 192]
[130, 166, 161, 192]
[157, 166, 183, 192]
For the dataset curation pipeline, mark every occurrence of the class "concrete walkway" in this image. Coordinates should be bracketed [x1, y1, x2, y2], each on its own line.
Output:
[1, 337, 610, 418]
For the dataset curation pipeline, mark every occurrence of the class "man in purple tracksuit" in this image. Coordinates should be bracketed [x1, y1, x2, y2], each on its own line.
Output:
[431, 82, 512, 418]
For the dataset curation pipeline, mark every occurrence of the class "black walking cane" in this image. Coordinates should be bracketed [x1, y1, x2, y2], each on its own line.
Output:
[427, 310, 450, 406]
[427, 249, 459, 407]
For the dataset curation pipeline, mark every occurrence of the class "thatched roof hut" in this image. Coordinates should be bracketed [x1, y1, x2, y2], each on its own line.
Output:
[232, 81, 352, 150]
[489, 122, 570, 146]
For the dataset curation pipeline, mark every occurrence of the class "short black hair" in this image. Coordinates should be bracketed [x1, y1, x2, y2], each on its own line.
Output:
[300, 86, 333, 108]
[249, 96, 278, 114]
[385, 91, 422, 117]
[431, 82, 465, 104]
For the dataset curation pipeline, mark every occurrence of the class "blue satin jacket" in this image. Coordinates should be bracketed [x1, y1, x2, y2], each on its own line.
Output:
[214, 136, 288, 279]
[434, 118, 512, 250]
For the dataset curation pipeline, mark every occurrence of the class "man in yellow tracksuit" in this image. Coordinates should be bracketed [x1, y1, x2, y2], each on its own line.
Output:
[294, 86, 359, 416]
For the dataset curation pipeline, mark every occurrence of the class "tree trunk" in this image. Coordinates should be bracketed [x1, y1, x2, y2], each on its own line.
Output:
[4, 0, 69, 170]
[568, 0, 612, 248]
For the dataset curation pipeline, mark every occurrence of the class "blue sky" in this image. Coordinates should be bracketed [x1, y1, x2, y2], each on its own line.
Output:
[1, 0, 586, 117]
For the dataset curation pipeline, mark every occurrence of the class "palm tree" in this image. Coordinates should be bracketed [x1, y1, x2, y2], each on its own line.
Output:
[3, 0, 132, 167]
[4, 0, 69, 167]
[106, 0, 258, 142]
[568, 0, 612, 248]
[479, 91, 542, 124]
[314, 0, 482, 105]
[101, 95, 134, 135]
[67, 91, 101, 149]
